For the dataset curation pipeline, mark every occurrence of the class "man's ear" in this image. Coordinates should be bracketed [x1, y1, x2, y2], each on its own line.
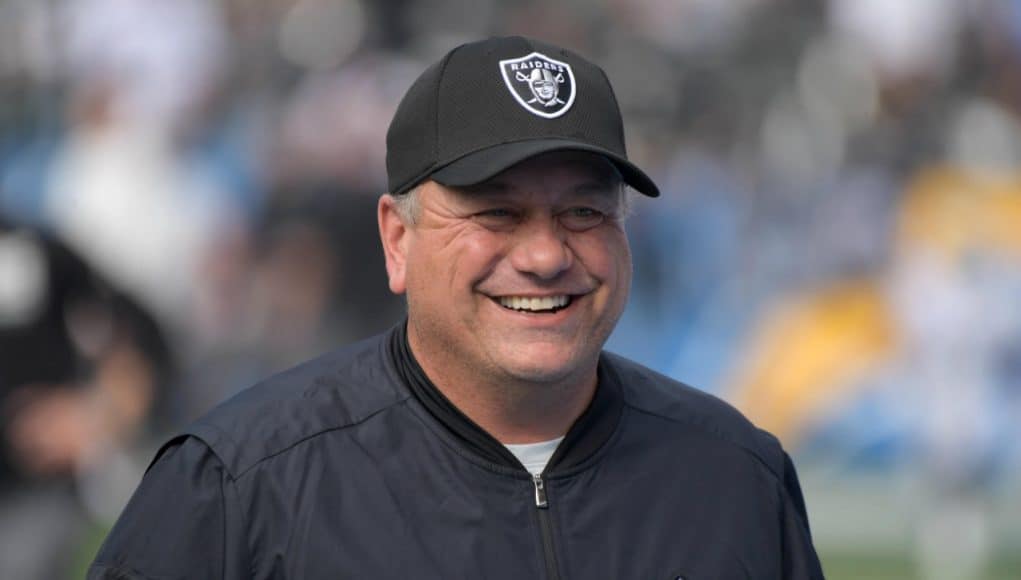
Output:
[378, 194, 409, 295]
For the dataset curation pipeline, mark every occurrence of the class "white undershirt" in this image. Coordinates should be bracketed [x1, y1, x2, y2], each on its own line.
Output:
[503, 436, 565, 476]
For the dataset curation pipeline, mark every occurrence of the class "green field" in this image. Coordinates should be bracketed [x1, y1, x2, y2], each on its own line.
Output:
[821, 551, 1020, 580]
[804, 471, 1021, 580]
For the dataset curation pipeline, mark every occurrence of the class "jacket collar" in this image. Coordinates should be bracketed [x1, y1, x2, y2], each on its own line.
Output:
[387, 321, 624, 474]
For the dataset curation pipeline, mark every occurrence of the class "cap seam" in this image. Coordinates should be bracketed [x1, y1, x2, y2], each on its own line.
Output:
[455, 134, 596, 148]
[596, 65, 627, 154]
[437, 136, 620, 168]
[431, 44, 462, 182]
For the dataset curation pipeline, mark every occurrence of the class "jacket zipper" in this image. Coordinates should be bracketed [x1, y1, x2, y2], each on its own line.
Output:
[532, 474, 561, 580]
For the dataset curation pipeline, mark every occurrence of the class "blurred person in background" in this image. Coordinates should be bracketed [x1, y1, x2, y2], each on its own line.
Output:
[888, 93, 1021, 580]
[723, 3, 1021, 578]
[0, 212, 172, 579]
[44, 0, 240, 337]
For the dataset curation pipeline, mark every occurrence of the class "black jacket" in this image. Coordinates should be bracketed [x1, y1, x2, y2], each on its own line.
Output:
[89, 325, 825, 579]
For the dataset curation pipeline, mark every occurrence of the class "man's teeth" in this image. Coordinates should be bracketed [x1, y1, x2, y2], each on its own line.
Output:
[498, 295, 570, 312]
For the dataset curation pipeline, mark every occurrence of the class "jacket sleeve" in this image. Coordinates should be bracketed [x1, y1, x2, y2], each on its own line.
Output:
[87, 436, 251, 580]
[779, 451, 827, 579]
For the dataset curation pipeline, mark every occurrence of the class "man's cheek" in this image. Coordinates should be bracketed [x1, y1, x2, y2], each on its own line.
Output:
[459, 236, 505, 275]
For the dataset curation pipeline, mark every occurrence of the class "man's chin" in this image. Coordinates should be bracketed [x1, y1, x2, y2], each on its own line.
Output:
[492, 350, 595, 386]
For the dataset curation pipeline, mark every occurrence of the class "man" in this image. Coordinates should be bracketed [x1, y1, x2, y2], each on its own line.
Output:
[89, 37, 824, 579]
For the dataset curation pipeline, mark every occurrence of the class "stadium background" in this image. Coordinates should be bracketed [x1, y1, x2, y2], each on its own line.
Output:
[1, 0, 1019, 578]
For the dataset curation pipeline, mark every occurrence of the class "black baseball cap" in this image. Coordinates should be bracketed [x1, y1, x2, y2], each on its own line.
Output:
[386, 36, 660, 197]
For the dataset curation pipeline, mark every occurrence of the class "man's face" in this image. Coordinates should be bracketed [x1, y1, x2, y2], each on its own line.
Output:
[380, 151, 632, 389]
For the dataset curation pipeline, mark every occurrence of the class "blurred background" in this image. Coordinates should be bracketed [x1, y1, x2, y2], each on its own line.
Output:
[0, 0, 1019, 578]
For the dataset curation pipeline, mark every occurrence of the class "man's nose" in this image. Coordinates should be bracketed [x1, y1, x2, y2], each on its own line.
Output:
[508, 217, 573, 280]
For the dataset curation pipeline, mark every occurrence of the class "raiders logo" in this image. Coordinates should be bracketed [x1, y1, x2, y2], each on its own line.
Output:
[499, 52, 576, 119]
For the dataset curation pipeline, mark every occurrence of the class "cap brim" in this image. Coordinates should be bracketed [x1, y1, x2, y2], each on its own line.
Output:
[430, 139, 660, 197]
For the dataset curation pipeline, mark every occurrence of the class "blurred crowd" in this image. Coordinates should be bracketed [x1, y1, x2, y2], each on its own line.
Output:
[1, 0, 1020, 578]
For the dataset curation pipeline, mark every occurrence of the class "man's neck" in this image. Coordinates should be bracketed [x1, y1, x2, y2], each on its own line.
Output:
[407, 330, 597, 444]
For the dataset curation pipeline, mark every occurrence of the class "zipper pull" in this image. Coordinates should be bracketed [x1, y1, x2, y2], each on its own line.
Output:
[532, 474, 549, 509]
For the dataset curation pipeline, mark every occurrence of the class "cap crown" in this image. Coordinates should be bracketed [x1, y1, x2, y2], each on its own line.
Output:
[386, 36, 628, 195]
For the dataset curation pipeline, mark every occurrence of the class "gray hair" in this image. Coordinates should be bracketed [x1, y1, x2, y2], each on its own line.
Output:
[390, 184, 422, 224]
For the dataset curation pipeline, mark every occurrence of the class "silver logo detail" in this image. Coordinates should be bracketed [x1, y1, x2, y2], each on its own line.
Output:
[499, 52, 576, 119]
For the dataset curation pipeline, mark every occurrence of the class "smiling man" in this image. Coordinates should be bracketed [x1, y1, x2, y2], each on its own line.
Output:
[380, 151, 632, 445]
[89, 37, 825, 579]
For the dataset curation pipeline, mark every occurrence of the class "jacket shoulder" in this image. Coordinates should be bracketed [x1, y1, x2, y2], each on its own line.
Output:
[603, 352, 785, 477]
[175, 331, 408, 477]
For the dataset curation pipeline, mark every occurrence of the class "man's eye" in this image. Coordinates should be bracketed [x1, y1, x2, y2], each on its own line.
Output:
[472, 208, 518, 227]
[560, 207, 605, 230]
[480, 209, 513, 217]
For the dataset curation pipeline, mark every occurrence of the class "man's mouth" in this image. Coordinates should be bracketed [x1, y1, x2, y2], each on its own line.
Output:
[496, 295, 572, 314]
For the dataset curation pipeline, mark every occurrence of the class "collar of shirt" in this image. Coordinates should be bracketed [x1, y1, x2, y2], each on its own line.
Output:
[387, 320, 624, 475]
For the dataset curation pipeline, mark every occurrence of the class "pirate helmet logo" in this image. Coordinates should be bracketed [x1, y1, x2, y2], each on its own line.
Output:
[499, 52, 576, 119]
